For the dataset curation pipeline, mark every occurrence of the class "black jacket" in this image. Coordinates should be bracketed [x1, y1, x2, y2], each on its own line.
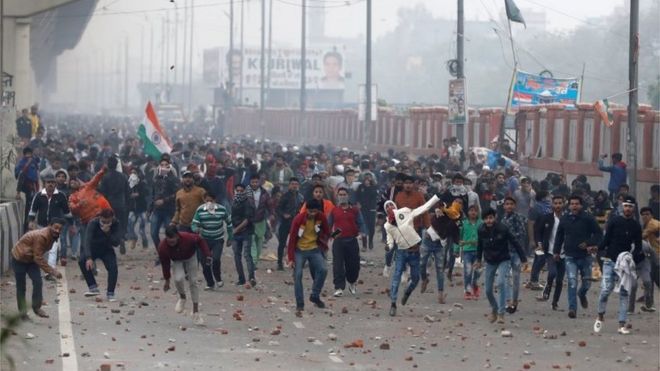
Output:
[553, 211, 602, 258]
[99, 170, 130, 211]
[277, 190, 304, 220]
[231, 199, 256, 236]
[83, 217, 122, 258]
[477, 222, 527, 264]
[534, 211, 562, 254]
[128, 182, 149, 213]
[599, 215, 644, 264]
[152, 172, 180, 214]
[29, 189, 71, 226]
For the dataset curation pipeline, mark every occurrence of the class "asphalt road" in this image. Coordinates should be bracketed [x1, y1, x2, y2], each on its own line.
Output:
[1, 237, 659, 371]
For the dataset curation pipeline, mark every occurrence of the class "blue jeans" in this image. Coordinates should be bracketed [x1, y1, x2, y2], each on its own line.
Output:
[484, 260, 511, 314]
[598, 260, 629, 323]
[390, 249, 421, 303]
[506, 252, 522, 303]
[59, 224, 70, 259]
[420, 237, 444, 291]
[150, 211, 172, 249]
[385, 243, 397, 267]
[565, 256, 593, 311]
[232, 234, 255, 283]
[127, 211, 148, 242]
[294, 248, 327, 308]
[462, 251, 481, 292]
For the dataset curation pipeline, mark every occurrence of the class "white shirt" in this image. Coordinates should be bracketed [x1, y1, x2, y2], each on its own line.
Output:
[549, 214, 561, 256]
[252, 187, 261, 205]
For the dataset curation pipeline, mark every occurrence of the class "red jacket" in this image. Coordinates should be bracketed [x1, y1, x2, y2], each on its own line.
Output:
[158, 232, 211, 280]
[286, 211, 330, 263]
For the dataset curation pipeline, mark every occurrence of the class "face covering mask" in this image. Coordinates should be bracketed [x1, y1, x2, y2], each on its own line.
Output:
[234, 191, 247, 203]
[337, 195, 349, 205]
[129, 173, 139, 188]
[206, 201, 216, 213]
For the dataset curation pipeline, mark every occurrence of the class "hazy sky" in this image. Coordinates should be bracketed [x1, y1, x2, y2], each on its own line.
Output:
[73, 0, 627, 53]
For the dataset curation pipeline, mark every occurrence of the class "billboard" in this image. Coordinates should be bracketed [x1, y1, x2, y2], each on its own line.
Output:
[448, 78, 467, 125]
[203, 46, 346, 91]
[511, 70, 580, 109]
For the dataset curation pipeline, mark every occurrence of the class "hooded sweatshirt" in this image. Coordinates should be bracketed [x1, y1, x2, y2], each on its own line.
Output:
[384, 195, 440, 251]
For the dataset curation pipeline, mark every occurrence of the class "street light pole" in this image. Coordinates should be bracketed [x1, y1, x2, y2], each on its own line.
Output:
[628, 0, 639, 197]
[364, 0, 372, 150]
[300, 0, 307, 139]
[260, 0, 266, 141]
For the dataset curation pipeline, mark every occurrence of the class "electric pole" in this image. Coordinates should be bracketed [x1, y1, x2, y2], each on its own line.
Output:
[628, 0, 639, 197]
[227, 0, 234, 130]
[267, 0, 273, 95]
[240, 0, 245, 104]
[124, 36, 129, 113]
[456, 0, 465, 144]
[188, 0, 194, 115]
[300, 0, 307, 139]
[364, 0, 372, 150]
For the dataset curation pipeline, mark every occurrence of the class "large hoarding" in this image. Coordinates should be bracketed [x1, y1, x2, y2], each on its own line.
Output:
[203, 46, 346, 91]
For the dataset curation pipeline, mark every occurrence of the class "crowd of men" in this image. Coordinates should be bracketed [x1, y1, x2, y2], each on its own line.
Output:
[10, 110, 660, 334]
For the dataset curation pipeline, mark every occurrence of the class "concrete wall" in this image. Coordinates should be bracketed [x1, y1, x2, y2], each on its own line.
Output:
[0, 201, 23, 275]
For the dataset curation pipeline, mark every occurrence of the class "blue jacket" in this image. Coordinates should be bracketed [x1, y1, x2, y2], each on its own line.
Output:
[598, 159, 627, 193]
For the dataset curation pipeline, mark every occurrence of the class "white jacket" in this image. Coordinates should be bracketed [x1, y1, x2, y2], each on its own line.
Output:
[385, 195, 440, 251]
[614, 251, 637, 294]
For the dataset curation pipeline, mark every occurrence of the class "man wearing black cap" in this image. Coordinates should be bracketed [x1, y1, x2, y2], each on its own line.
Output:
[594, 195, 644, 335]
[150, 156, 180, 258]
[98, 156, 129, 254]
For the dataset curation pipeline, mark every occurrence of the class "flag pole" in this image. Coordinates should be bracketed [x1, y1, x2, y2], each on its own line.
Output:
[499, 18, 517, 152]
[579, 62, 585, 103]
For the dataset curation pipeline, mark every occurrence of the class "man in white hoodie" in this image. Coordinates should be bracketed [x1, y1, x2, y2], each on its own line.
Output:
[384, 195, 440, 316]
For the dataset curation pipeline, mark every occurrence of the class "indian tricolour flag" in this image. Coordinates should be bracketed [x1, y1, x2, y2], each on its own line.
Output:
[137, 101, 172, 159]
[593, 99, 613, 127]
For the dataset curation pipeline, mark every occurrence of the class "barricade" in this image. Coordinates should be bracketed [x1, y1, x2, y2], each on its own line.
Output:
[0, 200, 22, 275]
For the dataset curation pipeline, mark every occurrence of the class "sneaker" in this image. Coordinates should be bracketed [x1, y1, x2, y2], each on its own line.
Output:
[389, 304, 397, 317]
[348, 283, 357, 295]
[107, 294, 117, 302]
[488, 312, 497, 323]
[310, 296, 326, 309]
[496, 315, 505, 324]
[119, 243, 126, 255]
[420, 278, 429, 293]
[192, 312, 204, 326]
[641, 305, 656, 312]
[84, 288, 100, 297]
[235, 281, 246, 286]
[552, 302, 558, 311]
[579, 294, 588, 309]
[33, 308, 49, 318]
[382, 265, 390, 278]
[175, 298, 186, 313]
[463, 292, 473, 300]
[216, 280, 224, 288]
[334, 289, 344, 297]
[60, 257, 67, 266]
[593, 319, 603, 333]
[530, 282, 544, 291]
[204, 285, 215, 291]
[506, 303, 517, 314]
[128, 240, 136, 250]
[568, 310, 576, 319]
[618, 326, 630, 335]
[249, 278, 257, 288]
[401, 291, 411, 306]
[472, 285, 480, 299]
[437, 291, 446, 304]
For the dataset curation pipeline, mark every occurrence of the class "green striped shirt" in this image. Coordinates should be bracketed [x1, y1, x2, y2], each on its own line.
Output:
[191, 203, 233, 241]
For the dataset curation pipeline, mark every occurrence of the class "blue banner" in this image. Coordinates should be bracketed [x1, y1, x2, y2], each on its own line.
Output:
[511, 70, 580, 109]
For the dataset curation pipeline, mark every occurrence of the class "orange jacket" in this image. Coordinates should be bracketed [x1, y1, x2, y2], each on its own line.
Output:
[69, 168, 111, 224]
[299, 199, 335, 219]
